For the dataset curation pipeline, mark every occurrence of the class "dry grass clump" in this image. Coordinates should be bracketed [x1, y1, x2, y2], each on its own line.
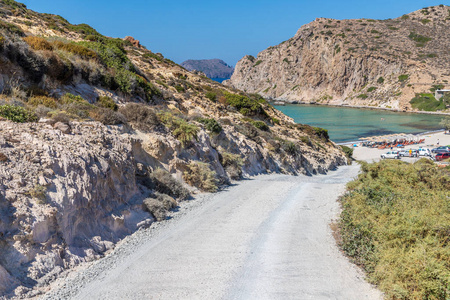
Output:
[89, 107, 126, 125]
[220, 151, 244, 179]
[27, 96, 57, 109]
[23, 36, 53, 51]
[149, 168, 190, 200]
[0, 152, 8, 162]
[143, 192, 177, 221]
[52, 40, 97, 60]
[339, 159, 450, 299]
[183, 161, 218, 192]
[118, 103, 159, 131]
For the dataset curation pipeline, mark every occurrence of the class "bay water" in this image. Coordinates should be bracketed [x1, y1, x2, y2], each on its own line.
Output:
[274, 104, 445, 143]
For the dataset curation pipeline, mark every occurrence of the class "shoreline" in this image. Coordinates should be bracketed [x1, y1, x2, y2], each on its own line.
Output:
[271, 100, 450, 116]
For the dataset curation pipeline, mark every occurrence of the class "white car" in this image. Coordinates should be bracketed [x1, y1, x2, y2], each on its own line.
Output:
[417, 148, 431, 157]
[381, 151, 400, 159]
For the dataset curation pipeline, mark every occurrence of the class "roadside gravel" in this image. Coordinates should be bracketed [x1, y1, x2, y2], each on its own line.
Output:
[42, 165, 382, 300]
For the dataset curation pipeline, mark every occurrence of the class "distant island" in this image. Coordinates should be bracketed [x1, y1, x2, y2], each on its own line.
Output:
[181, 59, 234, 82]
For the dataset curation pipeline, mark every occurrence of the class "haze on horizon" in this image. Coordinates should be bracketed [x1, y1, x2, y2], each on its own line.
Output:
[20, 0, 447, 66]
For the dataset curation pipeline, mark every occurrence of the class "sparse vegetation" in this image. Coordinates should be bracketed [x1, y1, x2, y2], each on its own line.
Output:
[197, 117, 222, 134]
[357, 94, 368, 99]
[367, 87, 377, 93]
[183, 161, 218, 192]
[149, 168, 190, 200]
[408, 32, 431, 47]
[159, 112, 199, 146]
[253, 60, 262, 67]
[220, 151, 244, 180]
[143, 193, 177, 221]
[410, 93, 446, 111]
[377, 77, 384, 84]
[339, 159, 450, 300]
[398, 74, 409, 82]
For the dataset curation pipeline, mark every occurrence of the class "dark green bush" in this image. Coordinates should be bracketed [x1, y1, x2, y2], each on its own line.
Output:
[282, 140, 299, 155]
[197, 118, 222, 133]
[223, 91, 266, 117]
[408, 32, 431, 46]
[0, 104, 38, 122]
[357, 94, 368, 99]
[377, 77, 384, 84]
[398, 74, 409, 82]
[205, 91, 216, 102]
[367, 87, 377, 92]
[340, 145, 353, 159]
[313, 127, 329, 140]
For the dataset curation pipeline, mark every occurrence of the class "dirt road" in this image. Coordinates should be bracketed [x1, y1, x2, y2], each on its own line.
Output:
[43, 165, 382, 300]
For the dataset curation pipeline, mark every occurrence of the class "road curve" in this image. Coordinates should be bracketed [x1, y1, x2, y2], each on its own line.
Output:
[45, 165, 382, 300]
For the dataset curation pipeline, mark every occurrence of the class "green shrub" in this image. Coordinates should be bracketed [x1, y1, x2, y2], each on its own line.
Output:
[223, 91, 266, 117]
[29, 184, 46, 202]
[272, 117, 280, 125]
[377, 77, 384, 84]
[248, 119, 269, 131]
[60, 93, 93, 118]
[174, 85, 185, 93]
[253, 60, 262, 67]
[410, 93, 445, 111]
[282, 140, 299, 155]
[429, 84, 444, 93]
[205, 91, 216, 102]
[96, 96, 117, 111]
[142, 52, 163, 62]
[408, 32, 431, 47]
[339, 160, 450, 299]
[23, 36, 53, 51]
[420, 18, 431, 24]
[197, 118, 222, 134]
[0, 104, 38, 122]
[183, 161, 218, 192]
[340, 145, 353, 159]
[398, 74, 409, 82]
[357, 94, 368, 99]
[367, 87, 377, 92]
[0, 20, 25, 36]
[313, 127, 329, 140]
[159, 112, 199, 146]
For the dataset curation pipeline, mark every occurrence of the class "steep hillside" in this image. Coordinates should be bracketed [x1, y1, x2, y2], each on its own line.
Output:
[227, 5, 450, 112]
[0, 1, 346, 297]
[181, 58, 234, 79]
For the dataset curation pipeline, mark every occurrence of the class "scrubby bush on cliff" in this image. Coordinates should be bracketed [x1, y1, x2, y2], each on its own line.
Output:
[0, 104, 38, 122]
[149, 168, 190, 200]
[410, 93, 445, 111]
[223, 91, 267, 117]
[23, 36, 53, 51]
[143, 192, 177, 221]
[197, 117, 222, 134]
[27, 96, 57, 109]
[339, 159, 450, 299]
[220, 151, 244, 180]
[159, 112, 199, 146]
[89, 107, 126, 125]
[96, 96, 117, 110]
[183, 161, 218, 192]
[119, 103, 160, 131]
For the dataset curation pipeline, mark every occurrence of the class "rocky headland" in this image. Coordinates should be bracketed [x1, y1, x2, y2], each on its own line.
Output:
[181, 59, 234, 79]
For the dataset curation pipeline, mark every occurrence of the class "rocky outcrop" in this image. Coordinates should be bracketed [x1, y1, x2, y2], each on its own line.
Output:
[227, 5, 450, 111]
[181, 59, 234, 79]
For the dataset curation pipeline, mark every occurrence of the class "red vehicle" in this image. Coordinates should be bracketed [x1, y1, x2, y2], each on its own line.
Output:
[435, 152, 450, 161]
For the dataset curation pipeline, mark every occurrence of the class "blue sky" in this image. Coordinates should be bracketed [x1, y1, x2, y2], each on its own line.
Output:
[20, 0, 447, 66]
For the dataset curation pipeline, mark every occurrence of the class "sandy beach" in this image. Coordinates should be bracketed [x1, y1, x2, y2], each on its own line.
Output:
[344, 130, 449, 162]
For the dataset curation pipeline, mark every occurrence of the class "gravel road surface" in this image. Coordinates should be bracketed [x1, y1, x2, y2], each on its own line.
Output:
[43, 165, 382, 300]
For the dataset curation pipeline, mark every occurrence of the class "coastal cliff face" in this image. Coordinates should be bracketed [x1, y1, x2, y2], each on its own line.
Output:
[181, 59, 234, 79]
[0, 1, 347, 297]
[227, 5, 450, 111]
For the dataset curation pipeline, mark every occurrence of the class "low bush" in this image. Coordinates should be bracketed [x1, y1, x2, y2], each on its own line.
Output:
[149, 168, 190, 200]
[282, 140, 299, 155]
[367, 87, 377, 93]
[96, 96, 117, 111]
[27, 96, 57, 109]
[408, 32, 431, 47]
[183, 161, 218, 192]
[339, 159, 450, 299]
[23, 36, 53, 51]
[223, 91, 266, 117]
[313, 126, 329, 140]
[220, 151, 244, 180]
[159, 112, 199, 146]
[340, 145, 353, 160]
[398, 74, 409, 82]
[0, 104, 38, 122]
[205, 91, 217, 102]
[89, 108, 126, 125]
[52, 40, 97, 60]
[119, 103, 159, 131]
[197, 117, 222, 134]
[0, 20, 24, 36]
[357, 94, 368, 99]
[377, 77, 384, 84]
[143, 192, 177, 221]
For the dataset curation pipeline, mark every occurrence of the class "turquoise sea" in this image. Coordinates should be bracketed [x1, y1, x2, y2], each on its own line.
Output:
[274, 104, 445, 143]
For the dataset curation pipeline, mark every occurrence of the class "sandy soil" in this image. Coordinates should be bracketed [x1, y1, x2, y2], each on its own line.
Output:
[42, 166, 382, 300]
[346, 131, 449, 163]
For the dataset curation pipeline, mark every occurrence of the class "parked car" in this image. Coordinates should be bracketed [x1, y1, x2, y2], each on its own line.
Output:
[398, 149, 418, 157]
[417, 148, 432, 157]
[435, 152, 450, 161]
[381, 151, 400, 159]
[431, 146, 450, 153]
